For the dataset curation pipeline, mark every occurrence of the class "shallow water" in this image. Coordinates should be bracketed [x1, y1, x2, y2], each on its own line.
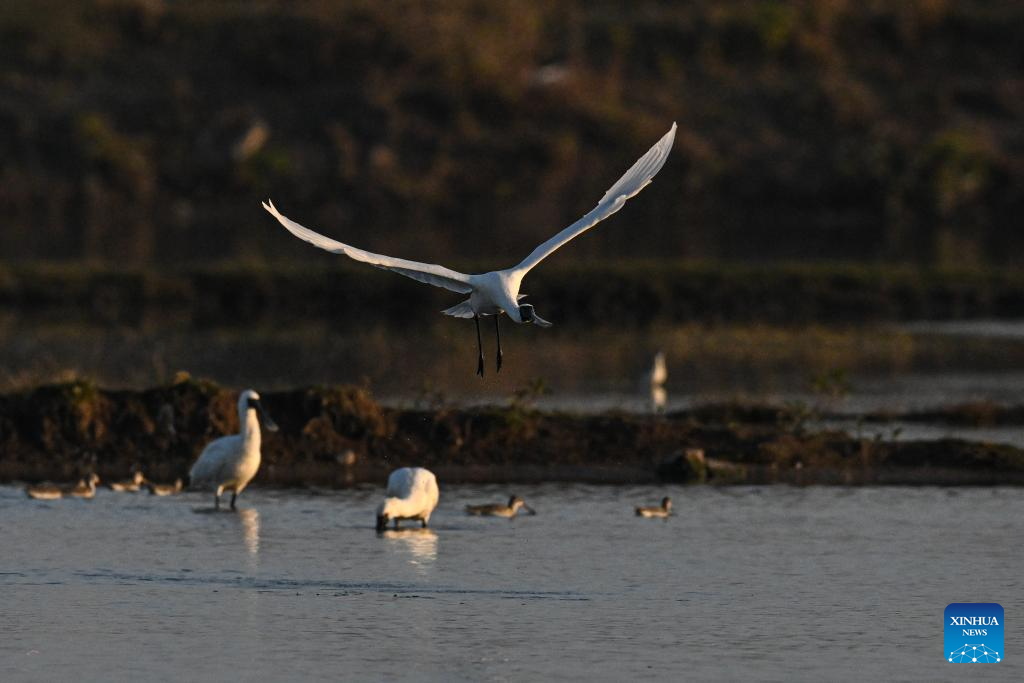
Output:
[8, 318, 1024, 437]
[2, 484, 1020, 681]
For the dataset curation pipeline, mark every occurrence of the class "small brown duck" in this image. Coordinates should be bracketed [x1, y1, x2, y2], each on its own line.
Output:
[635, 496, 672, 518]
[24, 482, 63, 501]
[27, 473, 101, 501]
[108, 470, 146, 492]
[146, 478, 184, 496]
[465, 495, 536, 518]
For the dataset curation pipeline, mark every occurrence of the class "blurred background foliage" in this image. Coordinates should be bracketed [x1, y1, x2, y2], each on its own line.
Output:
[0, 0, 1021, 268]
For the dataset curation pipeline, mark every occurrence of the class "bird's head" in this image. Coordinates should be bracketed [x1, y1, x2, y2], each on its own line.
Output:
[376, 500, 393, 532]
[662, 497, 672, 511]
[518, 303, 553, 328]
[240, 389, 279, 432]
[509, 495, 536, 515]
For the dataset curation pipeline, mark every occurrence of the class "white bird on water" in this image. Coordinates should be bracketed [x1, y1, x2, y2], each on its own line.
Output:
[188, 389, 278, 510]
[376, 467, 440, 532]
[264, 123, 677, 376]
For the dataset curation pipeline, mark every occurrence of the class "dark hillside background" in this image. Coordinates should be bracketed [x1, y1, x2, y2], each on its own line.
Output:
[1, 0, 1022, 267]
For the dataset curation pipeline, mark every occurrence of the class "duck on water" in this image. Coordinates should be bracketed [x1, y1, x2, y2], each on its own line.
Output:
[465, 495, 536, 518]
[108, 470, 146, 492]
[635, 497, 672, 518]
[26, 473, 101, 501]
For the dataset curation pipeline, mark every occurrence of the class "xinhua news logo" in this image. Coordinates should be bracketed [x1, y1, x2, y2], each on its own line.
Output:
[945, 603, 1003, 663]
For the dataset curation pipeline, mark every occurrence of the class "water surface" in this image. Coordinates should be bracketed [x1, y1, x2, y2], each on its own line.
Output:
[2, 485, 1020, 681]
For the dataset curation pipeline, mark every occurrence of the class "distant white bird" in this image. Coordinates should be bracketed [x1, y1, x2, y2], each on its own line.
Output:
[376, 467, 440, 531]
[648, 350, 667, 386]
[465, 494, 536, 518]
[188, 389, 278, 510]
[647, 350, 667, 413]
[265, 123, 677, 376]
[635, 496, 672, 518]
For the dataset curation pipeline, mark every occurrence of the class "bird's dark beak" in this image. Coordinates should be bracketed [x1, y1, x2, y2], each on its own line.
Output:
[523, 504, 537, 516]
[519, 304, 553, 328]
[251, 399, 279, 432]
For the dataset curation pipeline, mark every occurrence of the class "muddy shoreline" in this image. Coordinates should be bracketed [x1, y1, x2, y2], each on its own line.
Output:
[1, 379, 1022, 487]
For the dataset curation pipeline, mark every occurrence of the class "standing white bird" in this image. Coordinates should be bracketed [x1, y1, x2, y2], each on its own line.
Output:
[376, 467, 440, 532]
[647, 350, 668, 414]
[188, 389, 278, 510]
[264, 123, 677, 376]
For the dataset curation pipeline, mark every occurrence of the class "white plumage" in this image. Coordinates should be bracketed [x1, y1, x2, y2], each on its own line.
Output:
[188, 389, 277, 510]
[376, 467, 440, 531]
[647, 350, 668, 413]
[264, 123, 677, 376]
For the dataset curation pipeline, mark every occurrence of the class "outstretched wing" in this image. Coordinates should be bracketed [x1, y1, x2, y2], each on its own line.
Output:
[512, 123, 676, 275]
[263, 201, 473, 294]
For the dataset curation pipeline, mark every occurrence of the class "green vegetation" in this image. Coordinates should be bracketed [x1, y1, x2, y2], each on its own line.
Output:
[2, 380, 1022, 486]
[4, 261, 1024, 327]
[0, 1, 1021, 265]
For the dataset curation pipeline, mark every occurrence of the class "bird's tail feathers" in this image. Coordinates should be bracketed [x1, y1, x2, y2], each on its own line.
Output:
[442, 299, 475, 318]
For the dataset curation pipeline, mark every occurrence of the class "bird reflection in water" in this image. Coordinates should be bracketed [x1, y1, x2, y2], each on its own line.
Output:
[380, 528, 438, 569]
[236, 507, 260, 557]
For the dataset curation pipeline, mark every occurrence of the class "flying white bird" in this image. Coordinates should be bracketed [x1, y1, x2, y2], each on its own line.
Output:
[188, 389, 278, 510]
[264, 123, 677, 375]
[376, 467, 440, 531]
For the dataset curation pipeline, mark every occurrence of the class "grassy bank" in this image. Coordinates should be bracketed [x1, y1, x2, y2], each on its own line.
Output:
[5, 262, 1024, 328]
[2, 379, 1022, 487]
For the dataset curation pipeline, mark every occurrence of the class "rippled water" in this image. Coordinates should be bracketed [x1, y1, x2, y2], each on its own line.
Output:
[2, 484, 1020, 681]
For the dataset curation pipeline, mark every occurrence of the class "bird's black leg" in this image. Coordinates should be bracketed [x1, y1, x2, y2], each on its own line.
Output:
[475, 316, 485, 377]
[230, 492, 237, 510]
[421, 519, 428, 528]
[214, 492, 220, 510]
[494, 315, 503, 373]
